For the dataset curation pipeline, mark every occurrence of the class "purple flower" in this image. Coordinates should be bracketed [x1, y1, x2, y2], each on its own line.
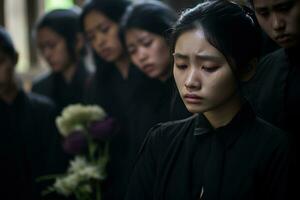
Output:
[88, 117, 117, 140]
[63, 130, 87, 155]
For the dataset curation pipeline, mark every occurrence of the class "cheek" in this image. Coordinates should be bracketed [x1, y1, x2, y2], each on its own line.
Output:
[173, 69, 184, 90]
[209, 73, 236, 99]
[131, 55, 140, 67]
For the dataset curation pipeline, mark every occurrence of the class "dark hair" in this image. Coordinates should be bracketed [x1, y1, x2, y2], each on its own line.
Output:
[120, 0, 178, 44]
[35, 9, 81, 61]
[0, 26, 17, 60]
[80, 0, 131, 32]
[171, 0, 261, 75]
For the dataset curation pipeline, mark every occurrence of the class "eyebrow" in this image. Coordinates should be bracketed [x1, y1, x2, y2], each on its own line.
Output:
[173, 53, 188, 59]
[173, 52, 222, 62]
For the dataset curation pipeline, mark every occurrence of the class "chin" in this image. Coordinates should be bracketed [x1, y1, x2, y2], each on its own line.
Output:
[185, 105, 207, 114]
[51, 66, 63, 73]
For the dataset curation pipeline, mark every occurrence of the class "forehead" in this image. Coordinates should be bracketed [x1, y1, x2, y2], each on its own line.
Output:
[253, 0, 293, 8]
[84, 10, 113, 31]
[37, 27, 62, 42]
[174, 29, 221, 56]
[126, 29, 154, 42]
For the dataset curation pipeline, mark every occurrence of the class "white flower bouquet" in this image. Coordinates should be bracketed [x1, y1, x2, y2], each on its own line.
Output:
[39, 104, 116, 200]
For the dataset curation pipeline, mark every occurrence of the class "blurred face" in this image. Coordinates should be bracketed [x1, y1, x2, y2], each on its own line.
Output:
[173, 29, 237, 114]
[125, 29, 171, 80]
[37, 27, 72, 72]
[84, 10, 123, 62]
[253, 0, 300, 48]
[0, 51, 15, 91]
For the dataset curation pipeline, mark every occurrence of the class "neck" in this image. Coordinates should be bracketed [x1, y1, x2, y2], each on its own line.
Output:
[159, 70, 172, 82]
[204, 93, 242, 129]
[62, 63, 76, 83]
[115, 55, 129, 79]
[0, 81, 18, 104]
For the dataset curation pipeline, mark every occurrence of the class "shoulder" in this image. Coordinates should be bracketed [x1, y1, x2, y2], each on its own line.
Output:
[146, 115, 198, 145]
[259, 48, 287, 64]
[256, 49, 288, 75]
[251, 116, 289, 148]
[25, 92, 56, 113]
[31, 71, 53, 92]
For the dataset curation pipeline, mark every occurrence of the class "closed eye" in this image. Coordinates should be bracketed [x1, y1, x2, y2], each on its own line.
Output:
[175, 63, 188, 70]
[202, 66, 219, 72]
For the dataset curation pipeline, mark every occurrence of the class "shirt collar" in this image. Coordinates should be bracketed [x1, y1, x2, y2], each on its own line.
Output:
[194, 101, 256, 149]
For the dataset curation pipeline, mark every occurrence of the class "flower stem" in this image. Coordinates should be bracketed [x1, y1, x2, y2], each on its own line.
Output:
[96, 181, 101, 200]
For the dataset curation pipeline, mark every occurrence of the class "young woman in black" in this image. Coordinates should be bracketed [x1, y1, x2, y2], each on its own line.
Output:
[80, 1, 154, 199]
[125, 1, 289, 200]
[32, 8, 90, 113]
[120, 0, 191, 165]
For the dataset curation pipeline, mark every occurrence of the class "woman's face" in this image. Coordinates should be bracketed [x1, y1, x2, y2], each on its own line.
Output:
[173, 28, 237, 114]
[37, 27, 72, 73]
[84, 10, 124, 62]
[125, 28, 171, 80]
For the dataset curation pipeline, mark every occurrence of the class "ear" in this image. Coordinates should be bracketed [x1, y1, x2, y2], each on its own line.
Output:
[75, 33, 85, 54]
[239, 58, 257, 82]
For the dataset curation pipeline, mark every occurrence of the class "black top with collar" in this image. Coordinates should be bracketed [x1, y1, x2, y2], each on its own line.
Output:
[126, 103, 289, 200]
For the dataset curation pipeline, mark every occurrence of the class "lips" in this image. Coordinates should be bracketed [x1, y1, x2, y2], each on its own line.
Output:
[99, 48, 112, 59]
[275, 34, 291, 43]
[183, 94, 203, 104]
[142, 64, 155, 74]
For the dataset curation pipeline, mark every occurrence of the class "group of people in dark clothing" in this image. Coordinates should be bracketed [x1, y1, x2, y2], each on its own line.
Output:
[0, 0, 299, 199]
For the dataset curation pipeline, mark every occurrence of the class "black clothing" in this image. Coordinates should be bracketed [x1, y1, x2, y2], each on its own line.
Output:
[127, 77, 191, 168]
[126, 103, 289, 200]
[84, 61, 153, 200]
[0, 90, 68, 200]
[32, 64, 90, 113]
[244, 47, 300, 199]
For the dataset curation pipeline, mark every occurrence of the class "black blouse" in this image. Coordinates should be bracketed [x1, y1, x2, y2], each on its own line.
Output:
[0, 90, 68, 200]
[126, 103, 289, 200]
[244, 47, 300, 199]
[84, 61, 155, 200]
[32, 64, 90, 113]
[126, 77, 191, 168]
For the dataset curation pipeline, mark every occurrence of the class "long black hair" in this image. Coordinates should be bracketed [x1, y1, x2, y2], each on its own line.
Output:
[35, 9, 81, 62]
[171, 0, 261, 75]
[119, 0, 177, 46]
[80, 0, 131, 32]
[0, 26, 17, 60]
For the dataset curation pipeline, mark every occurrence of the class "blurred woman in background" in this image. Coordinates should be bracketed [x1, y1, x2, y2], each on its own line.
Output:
[120, 0, 190, 160]
[32, 8, 90, 113]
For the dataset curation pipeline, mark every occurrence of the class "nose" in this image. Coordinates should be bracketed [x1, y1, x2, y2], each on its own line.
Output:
[136, 47, 148, 63]
[184, 67, 201, 90]
[271, 13, 285, 32]
[95, 32, 106, 49]
[42, 47, 52, 61]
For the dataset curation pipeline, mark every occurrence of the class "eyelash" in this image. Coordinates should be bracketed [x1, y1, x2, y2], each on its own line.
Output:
[202, 66, 219, 72]
[175, 64, 188, 70]
[175, 64, 219, 72]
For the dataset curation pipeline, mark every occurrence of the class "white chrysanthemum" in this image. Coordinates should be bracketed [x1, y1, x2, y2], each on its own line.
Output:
[56, 104, 106, 137]
[78, 165, 103, 180]
[53, 173, 81, 196]
[68, 156, 88, 173]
